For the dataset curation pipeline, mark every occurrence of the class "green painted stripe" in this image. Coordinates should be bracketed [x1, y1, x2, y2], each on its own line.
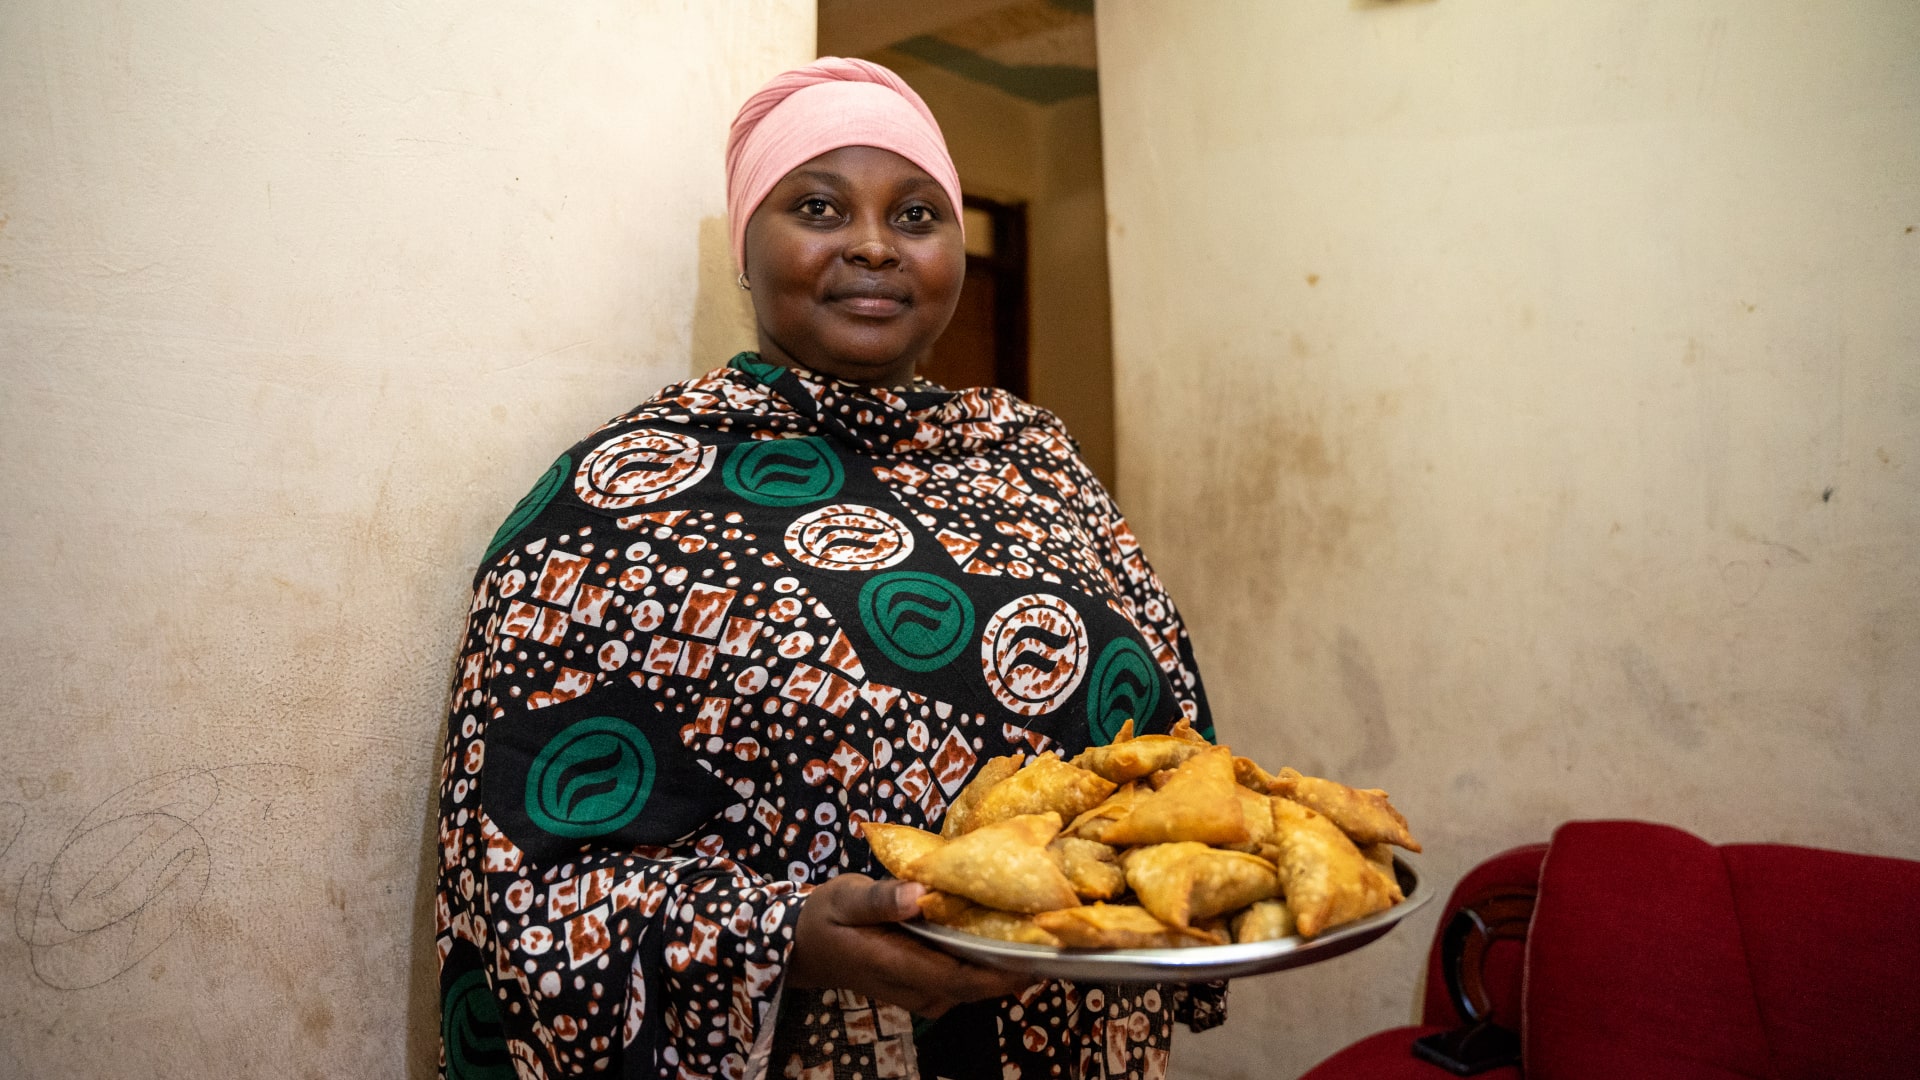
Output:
[893, 35, 1098, 105]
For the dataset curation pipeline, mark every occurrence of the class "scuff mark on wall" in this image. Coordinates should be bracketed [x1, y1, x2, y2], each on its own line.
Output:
[1616, 643, 1705, 750]
[10, 763, 310, 991]
[0, 802, 25, 865]
[1337, 629, 1399, 776]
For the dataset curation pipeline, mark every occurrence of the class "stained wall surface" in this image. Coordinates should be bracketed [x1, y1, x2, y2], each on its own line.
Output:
[1094, 2, 1919, 1077]
[0, 2, 810, 1076]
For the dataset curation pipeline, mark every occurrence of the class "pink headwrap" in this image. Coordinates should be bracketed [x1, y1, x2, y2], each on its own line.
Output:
[725, 57, 963, 274]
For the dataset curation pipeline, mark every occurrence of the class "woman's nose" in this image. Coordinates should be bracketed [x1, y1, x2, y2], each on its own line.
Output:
[844, 220, 898, 268]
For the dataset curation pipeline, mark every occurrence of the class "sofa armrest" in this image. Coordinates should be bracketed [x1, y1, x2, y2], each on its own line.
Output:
[1409, 884, 1535, 1075]
[1440, 887, 1537, 1027]
[1420, 844, 1547, 1030]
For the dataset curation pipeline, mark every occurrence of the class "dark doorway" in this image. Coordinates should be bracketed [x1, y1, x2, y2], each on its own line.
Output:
[920, 195, 1028, 397]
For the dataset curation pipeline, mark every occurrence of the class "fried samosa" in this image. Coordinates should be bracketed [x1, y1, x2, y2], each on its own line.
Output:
[1233, 756, 1280, 794]
[1269, 766, 1421, 852]
[909, 812, 1080, 914]
[859, 821, 946, 879]
[1033, 903, 1226, 949]
[916, 889, 976, 923]
[1062, 781, 1145, 844]
[940, 754, 1023, 838]
[1098, 746, 1249, 847]
[1269, 797, 1397, 938]
[1360, 841, 1406, 903]
[1070, 723, 1208, 784]
[922, 900, 1063, 947]
[1047, 836, 1127, 901]
[1231, 900, 1297, 943]
[1225, 784, 1277, 853]
[1120, 841, 1279, 928]
[968, 753, 1117, 830]
[1167, 717, 1211, 744]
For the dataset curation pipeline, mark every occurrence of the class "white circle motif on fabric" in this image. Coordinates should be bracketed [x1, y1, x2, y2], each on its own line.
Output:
[734, 666, 768, 695]
[782, 504, 914, 571]
[573, 428, 715, 510]
[979, 594, 1090, 716]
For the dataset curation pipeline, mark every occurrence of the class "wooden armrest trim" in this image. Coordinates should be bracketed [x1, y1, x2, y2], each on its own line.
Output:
[1440, 887, 1537, 1026]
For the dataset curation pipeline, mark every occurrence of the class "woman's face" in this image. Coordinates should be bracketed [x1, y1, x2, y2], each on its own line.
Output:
[743, 145, 965, 388]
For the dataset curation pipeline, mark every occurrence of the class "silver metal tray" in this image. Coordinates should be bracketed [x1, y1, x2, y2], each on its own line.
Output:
[900, 855, 1428, 983]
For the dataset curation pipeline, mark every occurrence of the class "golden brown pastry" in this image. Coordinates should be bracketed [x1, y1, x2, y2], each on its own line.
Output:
[1120, 841, 1279, 928]
[1062, 781, 1145, 843]
[969, 753, 1117, 829]
[916, 890, 976, 923]
[1225, 784, 1277, 853]
[888, 734, 1418, 951]
[1231, 900, 1297, 943]
[1167, 717, 1211, 744]
[1098, 746, 1249, 847]
[1359, 841, 1405, 903]
[940, 754, 1023, 838]
[1070, 725, 1208, 784]
[1033, 903, 1226, 949]
[1233, 756, 1280, 794]
[859, 821, 946, 879]
[909, 812, 1081, 914]
[923, 902, 1063, 947]
[1269, 767, 1421, 852]
[1269, 797, 1396, 938]
[1047, 836, 1128, 901]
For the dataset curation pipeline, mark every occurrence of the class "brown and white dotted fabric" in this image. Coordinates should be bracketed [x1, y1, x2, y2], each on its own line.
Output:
[434, 354, 1223, 1080]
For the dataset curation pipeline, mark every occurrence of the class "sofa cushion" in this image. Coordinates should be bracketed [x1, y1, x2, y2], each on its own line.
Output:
[1722, 842, 1920, 1080]
[1524, 821, 1773, 1080]
[1296, 1027, 1522, 1080]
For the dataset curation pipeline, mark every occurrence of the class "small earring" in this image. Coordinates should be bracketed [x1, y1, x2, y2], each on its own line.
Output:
[736, 273, 750, 291]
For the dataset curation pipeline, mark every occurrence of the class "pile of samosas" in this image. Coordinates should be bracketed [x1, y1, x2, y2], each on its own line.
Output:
[860, 719, 1420, 950]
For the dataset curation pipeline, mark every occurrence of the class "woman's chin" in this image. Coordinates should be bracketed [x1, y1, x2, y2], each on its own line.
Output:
[797, 345, 923, 387]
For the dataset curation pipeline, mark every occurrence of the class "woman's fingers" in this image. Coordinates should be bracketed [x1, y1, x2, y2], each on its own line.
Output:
[820, 874, 924, 925]
[787, 874, 1041, 1015]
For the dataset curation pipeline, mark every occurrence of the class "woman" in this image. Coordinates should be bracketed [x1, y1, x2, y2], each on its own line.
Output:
[434, 59, 1222, 1080]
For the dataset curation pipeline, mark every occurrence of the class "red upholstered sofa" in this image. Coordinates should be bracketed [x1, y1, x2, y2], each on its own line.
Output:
[1300, 820, 1920, 1080]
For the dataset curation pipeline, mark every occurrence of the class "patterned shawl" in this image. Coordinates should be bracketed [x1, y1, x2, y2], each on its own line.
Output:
[435, 355, 1223, 1080]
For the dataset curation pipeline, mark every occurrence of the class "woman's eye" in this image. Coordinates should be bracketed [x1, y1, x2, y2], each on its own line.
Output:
[897, 205, 936, 225]
[799, 198, 836, 218]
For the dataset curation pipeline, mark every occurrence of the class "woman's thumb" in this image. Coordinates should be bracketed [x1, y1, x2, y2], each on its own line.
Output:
[830, 875, 925, 925]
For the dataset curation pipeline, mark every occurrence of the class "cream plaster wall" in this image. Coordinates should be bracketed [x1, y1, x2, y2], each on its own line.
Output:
[1096, 1, 1920, 1077]
[0, 2, 810, 1076]
[871, 56, 1120, 486]
[1028, 95, 1118, 492]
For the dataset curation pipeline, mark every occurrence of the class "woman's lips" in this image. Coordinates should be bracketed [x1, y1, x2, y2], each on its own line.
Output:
[833, 295, 907, 317]
[830, 283, 910, 318]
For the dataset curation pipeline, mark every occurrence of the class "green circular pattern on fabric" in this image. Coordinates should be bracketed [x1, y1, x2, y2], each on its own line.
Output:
[442, 971, 514, 1080]
[1087, 637, 1162, 745]
[524, 716, 656, 838]
[859, 572, 976, 672]
[722, 436, 844, 506]
[483, 454, 569, 562]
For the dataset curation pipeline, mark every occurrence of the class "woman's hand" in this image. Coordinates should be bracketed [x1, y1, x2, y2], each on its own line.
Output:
[787, 873, 1038, 1017]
